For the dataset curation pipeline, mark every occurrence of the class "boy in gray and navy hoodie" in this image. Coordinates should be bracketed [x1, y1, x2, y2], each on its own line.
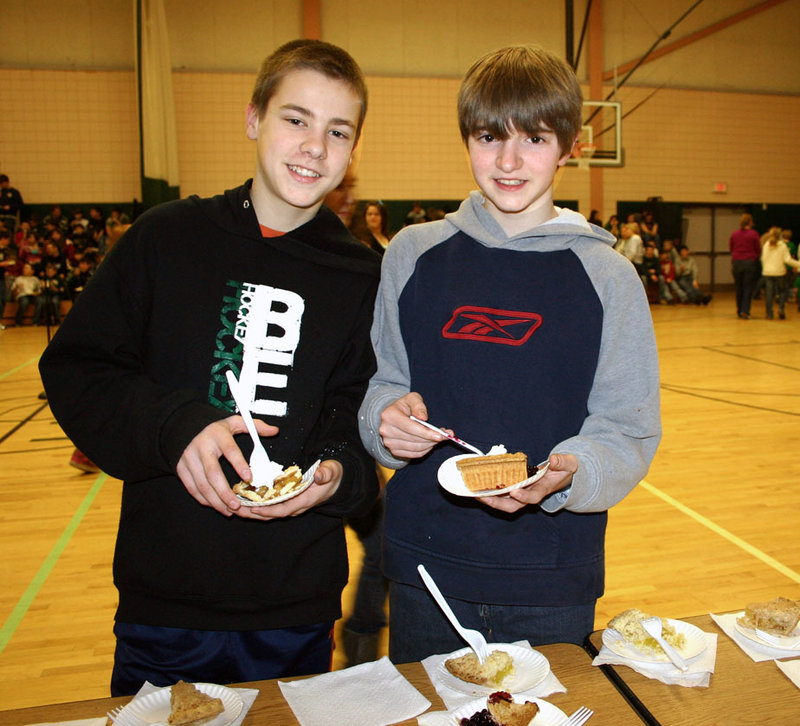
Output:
[359, 45, 661, 663]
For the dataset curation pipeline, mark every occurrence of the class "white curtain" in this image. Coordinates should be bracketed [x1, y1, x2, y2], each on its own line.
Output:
[135, 0, 180, 207]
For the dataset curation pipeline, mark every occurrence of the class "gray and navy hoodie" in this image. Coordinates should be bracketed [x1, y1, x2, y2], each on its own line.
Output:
[359, 191, 661, 608]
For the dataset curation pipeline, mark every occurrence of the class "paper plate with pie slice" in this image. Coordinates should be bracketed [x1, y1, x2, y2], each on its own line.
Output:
[450, 696, 566, 726]
[603, 618, 707, 663]
[734, 611, 800, 651]
[438, 454, 550, 498]
[116, 683, 243, 726]
[435, 643, 550, 696]
[234, 459, 321, 507]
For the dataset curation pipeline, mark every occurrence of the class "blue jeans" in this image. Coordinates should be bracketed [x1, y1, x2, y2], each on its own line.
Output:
[388, 581, 595, 664]
[732, 259, 760, 315]
[763, 275, 787, 318]
[15, 294, 42, 325]
[111, 621, 334, 696]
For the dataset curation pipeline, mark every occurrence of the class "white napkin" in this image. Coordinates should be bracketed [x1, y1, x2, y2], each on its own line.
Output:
[775, 658, 800, 689]
[278, 656, 431, 726]
[26, 720, 107, 726]
[710, 611, 800, 662]
[591, 631, 717, 687]
[129, 681, 258, 726]
[420, 641, 565, 711]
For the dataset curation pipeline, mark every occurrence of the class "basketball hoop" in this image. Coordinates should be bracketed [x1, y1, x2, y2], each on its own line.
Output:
[575, 142, 596, 171]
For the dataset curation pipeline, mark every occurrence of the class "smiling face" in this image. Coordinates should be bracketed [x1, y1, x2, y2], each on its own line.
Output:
[246, 68, 361, 231]
[467, 123, 572, 236]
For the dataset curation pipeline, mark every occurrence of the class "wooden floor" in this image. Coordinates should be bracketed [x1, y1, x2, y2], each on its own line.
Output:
[1, 292, 799, 710]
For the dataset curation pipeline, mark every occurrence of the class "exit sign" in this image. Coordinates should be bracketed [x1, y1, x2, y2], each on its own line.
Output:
[712, 182, 727, 193]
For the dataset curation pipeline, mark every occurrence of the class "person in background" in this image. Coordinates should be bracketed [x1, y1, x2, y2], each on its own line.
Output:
[11, 262, 42, 326]
[659, 248, 687, 304]
[40, 262, 66, 326]
[40, 39, 379, 694]
[404, 201, 426, 226]
[604, 214, 620, 241]
[674, 246, 711, 305]
[356, 201, 392, 255]
[0, 230, 18, 329]
[587, 209, 603, 226]
[729, 213, 761, 319]
[641, 244, 671, 304]
[66, 256, 94, 301]
[640, 211, 660, 247]
[760, 227, 800, 320]
[324, 165, 358, 227]
[359, 44, 660, 662]
[0, 174, 24, 240]
[618, 222, 645, 281]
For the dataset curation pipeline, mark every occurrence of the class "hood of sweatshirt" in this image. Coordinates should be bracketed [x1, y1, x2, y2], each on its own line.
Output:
[178, 179, 381, 273]
[445, 190, 617, 252]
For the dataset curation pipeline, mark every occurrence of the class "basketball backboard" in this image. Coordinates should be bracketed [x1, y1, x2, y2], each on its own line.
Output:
[565, 100, 622, 168]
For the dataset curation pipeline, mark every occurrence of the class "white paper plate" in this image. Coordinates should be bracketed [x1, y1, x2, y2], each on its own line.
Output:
[451, 695, 565, 726]
[734, 611, 800, 651]
[436, 643, 550, 696]
[117, 683, 243, 726]
[438, 455, 550, 498]
[603, 618, 706, 663]
[236, 459, 321, 507]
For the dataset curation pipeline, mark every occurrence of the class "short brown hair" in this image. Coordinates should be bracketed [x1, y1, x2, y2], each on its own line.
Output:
[250, 39, 368, 141]
[457, 45, 582, 156]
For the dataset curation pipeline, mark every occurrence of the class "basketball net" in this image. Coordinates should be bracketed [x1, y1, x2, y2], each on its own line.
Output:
[575, 142, 596, 171]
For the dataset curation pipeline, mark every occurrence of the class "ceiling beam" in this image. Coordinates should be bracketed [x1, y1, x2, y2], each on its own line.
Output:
[602, 0, 791, 82]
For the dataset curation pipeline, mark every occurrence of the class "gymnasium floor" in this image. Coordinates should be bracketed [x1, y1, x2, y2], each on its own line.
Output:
[1, 291, 799, 709]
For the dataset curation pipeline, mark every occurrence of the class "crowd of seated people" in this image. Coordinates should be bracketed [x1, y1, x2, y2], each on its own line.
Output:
[607, 209, 711, 306]
[0, 202, 115, 327]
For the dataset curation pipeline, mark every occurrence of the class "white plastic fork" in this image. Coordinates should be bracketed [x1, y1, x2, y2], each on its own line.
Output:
[417, 564, 490, 663]
[409, 416, 485, 456]
[756, 627, 800, 649]
[560, 706, 593, 725]
[639, 616, 689, 672]
[106, 705, 133, 726]
[226, 369, 284, 486]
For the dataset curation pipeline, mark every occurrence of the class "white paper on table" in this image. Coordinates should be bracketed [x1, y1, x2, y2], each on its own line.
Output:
[591, 631, 717, 687]
[774, 658, 800, 690]
[710, 612, 800, 663]
[278, 656, 430, 726]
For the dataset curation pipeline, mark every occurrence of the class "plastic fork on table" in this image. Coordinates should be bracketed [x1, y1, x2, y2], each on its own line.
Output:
[756, 628, 800, 649]
[107, 705, 134, 726]
[417, 564, 490, 663]
[639, 616, 689, 672]
[226, 369, 284, 486]
[560, 706, 593, 725]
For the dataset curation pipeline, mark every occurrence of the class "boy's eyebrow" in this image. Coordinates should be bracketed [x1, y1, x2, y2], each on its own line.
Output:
[279, 103, 356, 129]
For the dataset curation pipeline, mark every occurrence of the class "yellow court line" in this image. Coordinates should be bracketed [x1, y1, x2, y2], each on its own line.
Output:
[0, 355, 40, 381]
[640, 480, 800, 584]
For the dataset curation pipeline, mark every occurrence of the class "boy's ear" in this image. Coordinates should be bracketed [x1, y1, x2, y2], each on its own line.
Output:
[245, 103, 259, 141]
[558, 137, 579, 167]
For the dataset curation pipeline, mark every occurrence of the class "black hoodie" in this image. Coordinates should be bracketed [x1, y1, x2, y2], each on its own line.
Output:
[40, 181, 381, 630]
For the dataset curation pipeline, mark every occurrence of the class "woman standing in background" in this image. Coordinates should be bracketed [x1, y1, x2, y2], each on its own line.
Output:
[354, 201, 392, 256]
[729, 213, 761, 319]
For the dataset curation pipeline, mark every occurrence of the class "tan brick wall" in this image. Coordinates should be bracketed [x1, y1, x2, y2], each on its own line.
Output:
[1, 68, 797, 221]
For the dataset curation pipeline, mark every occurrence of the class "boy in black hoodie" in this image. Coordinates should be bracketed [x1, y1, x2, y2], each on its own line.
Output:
[40, 39, 380, 694]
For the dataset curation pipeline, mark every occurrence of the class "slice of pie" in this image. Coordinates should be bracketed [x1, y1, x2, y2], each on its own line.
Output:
[456, 452, 527, 491]
[168, 680, 224, 725]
